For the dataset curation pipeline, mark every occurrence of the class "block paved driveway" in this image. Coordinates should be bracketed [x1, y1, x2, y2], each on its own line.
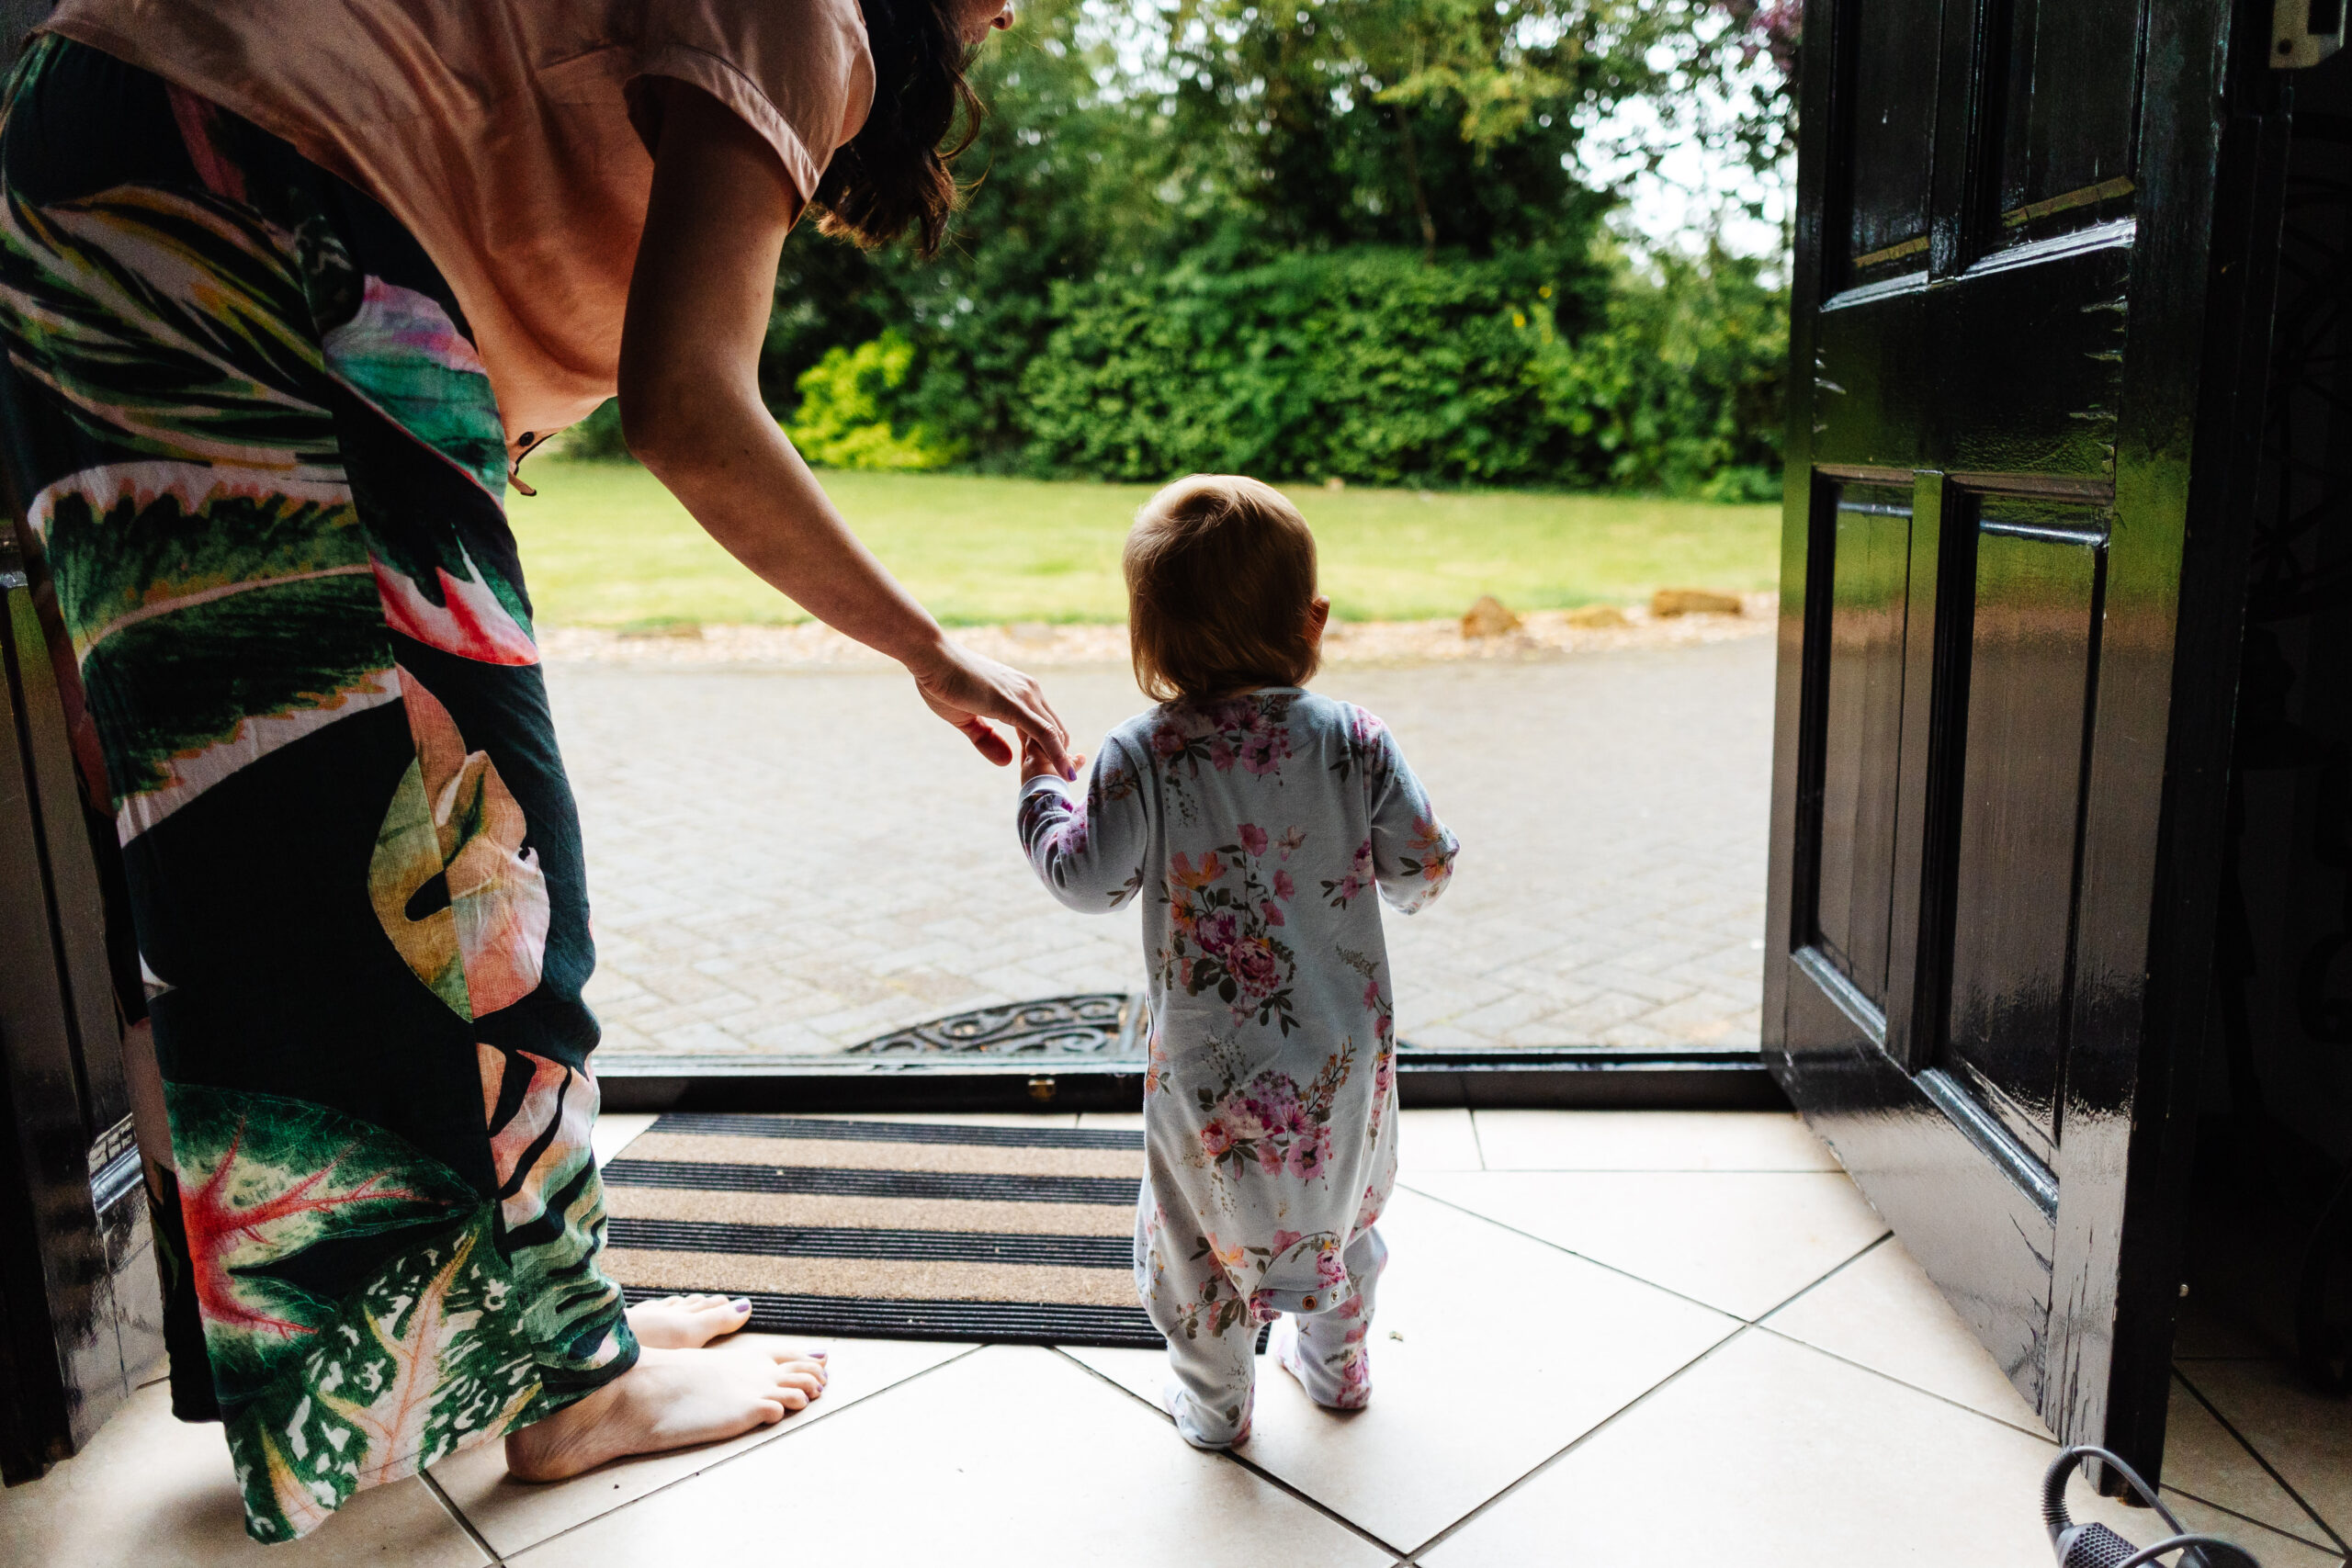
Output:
[546, 637, 1774, 1060]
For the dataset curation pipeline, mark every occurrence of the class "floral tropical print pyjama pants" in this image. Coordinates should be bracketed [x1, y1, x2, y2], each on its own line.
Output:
[1147, 1226, 1385, 1449]
[0, 38, 636, 1540]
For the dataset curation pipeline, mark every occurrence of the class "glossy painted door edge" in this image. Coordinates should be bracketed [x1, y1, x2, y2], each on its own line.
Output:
[2064, 0, 2296, 1475]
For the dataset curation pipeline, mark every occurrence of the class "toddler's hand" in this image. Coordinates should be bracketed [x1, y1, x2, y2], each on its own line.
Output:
[1023, 735, 1082, 784]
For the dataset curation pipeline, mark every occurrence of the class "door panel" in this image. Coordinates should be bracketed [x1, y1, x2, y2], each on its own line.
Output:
[1933, 236, 2133, 479]
[1990, 0, 2145, 232]
[1943, 510, 2108, 1166]
[1812, 483, 1915, 1006]
[1767, 0, 2284, 1478]
[1840, 0, 1943, 276]
[1812, 295, 1931, 463]
[1783, 961, 2058, 1402]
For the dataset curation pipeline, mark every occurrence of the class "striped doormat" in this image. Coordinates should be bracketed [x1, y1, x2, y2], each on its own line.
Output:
[598, 1111, 1165, 1347]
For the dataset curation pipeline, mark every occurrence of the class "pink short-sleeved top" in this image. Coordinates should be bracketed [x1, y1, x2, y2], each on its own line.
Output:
[44, 0, 876, 447]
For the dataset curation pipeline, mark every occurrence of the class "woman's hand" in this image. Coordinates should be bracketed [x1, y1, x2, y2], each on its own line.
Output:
[1019, 730, 1084, 785]
[909, 638, 1075, 775]
[621, 81, 1076, 771]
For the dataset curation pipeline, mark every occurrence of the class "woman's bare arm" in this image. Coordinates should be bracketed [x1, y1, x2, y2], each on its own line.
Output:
[617, 79, 1071, 774]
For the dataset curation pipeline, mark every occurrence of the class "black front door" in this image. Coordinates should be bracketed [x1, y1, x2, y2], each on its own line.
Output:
[0, 513, 164, 1480]
[1763, 0, 2295, 1472]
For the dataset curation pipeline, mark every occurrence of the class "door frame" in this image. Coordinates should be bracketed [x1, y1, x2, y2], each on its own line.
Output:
[1762, 0, 2292, 1473]
[596, 1038, 1790, 1117]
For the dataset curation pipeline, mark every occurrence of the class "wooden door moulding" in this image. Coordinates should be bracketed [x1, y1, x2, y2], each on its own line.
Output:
[1821, 273, 1934, 313]
[1917, 1064, 2064, 1214]
[1850, 236, 1931, 271]
[1790, 943, 1886, 1048]
[1962, 217, 2139, 282]
[2002, 175, 2141, 231]
[1947, 472, 2120, 504]
[1814, 463, 1922, 485]
[1975, 515, 2111, 547]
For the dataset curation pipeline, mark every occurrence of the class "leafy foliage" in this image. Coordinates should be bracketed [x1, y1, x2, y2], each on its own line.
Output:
[582, 0, 1795, 492]
[1009, 243, 1781, 489]
[786, 331, 961, 468]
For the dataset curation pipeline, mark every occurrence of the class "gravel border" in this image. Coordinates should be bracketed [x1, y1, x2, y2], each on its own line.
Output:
[538, 592, 1778, 670]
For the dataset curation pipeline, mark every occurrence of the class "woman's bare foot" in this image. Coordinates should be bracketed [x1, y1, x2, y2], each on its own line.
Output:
[626, 1292, 755, 1348]
[503, 1344, 830, 1483]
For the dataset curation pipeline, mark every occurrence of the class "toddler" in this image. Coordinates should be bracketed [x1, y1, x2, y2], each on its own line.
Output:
[1016, 474, 1457, 1449]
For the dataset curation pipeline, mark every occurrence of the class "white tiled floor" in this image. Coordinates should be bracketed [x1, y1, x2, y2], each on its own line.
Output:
[6, 1110, 2343, 1566]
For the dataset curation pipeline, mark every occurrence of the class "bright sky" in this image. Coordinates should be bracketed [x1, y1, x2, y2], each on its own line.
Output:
[1574, 15, 1793, 266]
[1074, 0, 1794, 267]
[1581, 95, 1792, 265]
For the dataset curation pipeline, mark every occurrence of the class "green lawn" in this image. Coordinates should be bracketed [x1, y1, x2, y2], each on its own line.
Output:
[506, 459, 1781, 627]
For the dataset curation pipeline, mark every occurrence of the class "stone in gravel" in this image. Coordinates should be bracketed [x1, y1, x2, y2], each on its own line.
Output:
[1461, 594, 1522, 638]
[1651, 588, 1744, 618]
[1566, 604, 1629, 629]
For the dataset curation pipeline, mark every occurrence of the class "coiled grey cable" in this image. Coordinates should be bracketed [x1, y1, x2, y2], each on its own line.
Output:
[2043, 1446, 2264, 1568]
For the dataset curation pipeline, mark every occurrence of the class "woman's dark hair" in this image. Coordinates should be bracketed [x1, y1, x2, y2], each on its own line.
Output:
[815, 0, 980, 255]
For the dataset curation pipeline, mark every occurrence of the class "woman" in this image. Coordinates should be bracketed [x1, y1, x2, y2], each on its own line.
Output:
[0, 0, 1066, 1540]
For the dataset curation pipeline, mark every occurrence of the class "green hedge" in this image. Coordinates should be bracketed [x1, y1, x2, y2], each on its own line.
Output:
[1018, 250, 1561, 487]
[786, 245, 1783, 494]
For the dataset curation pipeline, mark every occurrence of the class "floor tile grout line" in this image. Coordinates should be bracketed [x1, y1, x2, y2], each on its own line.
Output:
[1748, 1230, 1895, 1324]
[2162, 1481, 2347, 1556]
[423, 1468, 508, 1566]
[1745, 1322, 2056, 1444]
[1466, 1109, 1489, 1171]
[1392, 1297, 2098, 1561]
[2172, 1366, 2349, 1552]
[1394, 1179, 1748, 1320]
[476, 1344, 990, 1561]
[1396, 1177, 1885, 1327]
[1381, 1210, 1901, 1558]
[1399, 1324, 1762, 1561]
[1046, 1346, 1414, 1561]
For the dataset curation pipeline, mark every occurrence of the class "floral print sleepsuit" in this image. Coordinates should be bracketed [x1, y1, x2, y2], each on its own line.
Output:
[1019, 688, 1457, 1447]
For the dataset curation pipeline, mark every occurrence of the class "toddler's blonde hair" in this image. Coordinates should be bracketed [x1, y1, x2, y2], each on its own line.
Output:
[1124, 475, 1320, 702]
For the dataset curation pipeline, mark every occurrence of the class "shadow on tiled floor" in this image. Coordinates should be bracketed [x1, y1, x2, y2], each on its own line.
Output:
[6, 1111, 2344, 1566]
[2156, 1171, 2352, 1565]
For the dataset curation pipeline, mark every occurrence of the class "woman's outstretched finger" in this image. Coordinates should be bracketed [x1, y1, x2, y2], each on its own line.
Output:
[1008, 686, 1073, 772]
[1015, 714, 1073, 776]
[1023, 679, 1071, 750]
[961, 716, 1013, 765]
